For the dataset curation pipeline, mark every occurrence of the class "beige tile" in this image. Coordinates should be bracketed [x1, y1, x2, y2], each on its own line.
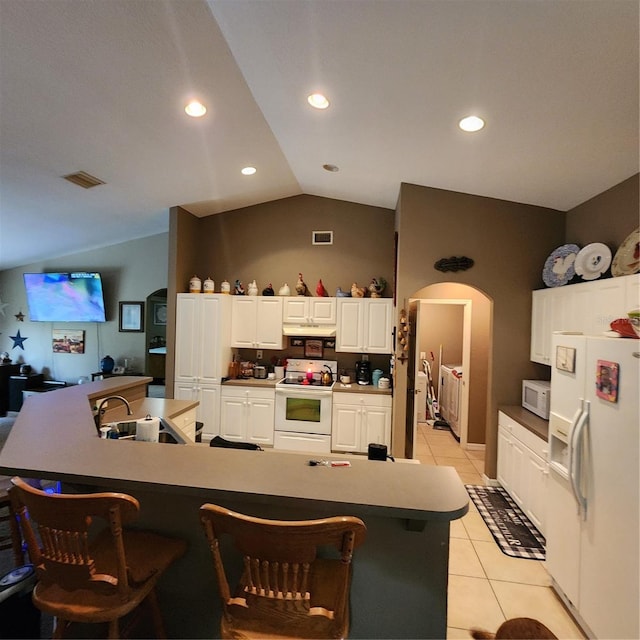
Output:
[416, 453, 436, 466]
[472, 540, 551, 586]
[447, 575, 505, 631]
[465, 448, 485, 461]
[461, 511, 494, 542]
[431, 444, 468, 459]
[449, 537, 485, 578]
[491, 581, 586, 640]
[435, 457, 478, 474]
[469, 458, 485, 474]
[456, 471, 484, 486]
[450, 517, 468, 539]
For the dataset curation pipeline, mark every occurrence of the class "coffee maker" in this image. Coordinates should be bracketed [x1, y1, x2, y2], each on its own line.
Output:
[355, 360, 372, 385]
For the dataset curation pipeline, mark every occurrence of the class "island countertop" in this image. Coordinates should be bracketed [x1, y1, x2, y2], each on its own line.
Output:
[0, 375, 469, 638]
[0, 376, 467, 522]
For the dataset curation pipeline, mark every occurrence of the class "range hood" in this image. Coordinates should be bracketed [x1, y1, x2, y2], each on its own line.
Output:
[282, 324, 336, 338]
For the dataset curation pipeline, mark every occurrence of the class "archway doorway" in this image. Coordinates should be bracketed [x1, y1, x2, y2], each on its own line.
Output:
[404, 282, 492, 462]
[145, 288, 167, 382]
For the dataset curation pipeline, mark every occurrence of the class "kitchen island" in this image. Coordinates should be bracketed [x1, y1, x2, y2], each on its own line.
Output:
[0, 376, 469, 639]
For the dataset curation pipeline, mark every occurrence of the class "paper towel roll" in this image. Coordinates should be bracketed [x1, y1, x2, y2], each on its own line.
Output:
[136, 416, 160, 442]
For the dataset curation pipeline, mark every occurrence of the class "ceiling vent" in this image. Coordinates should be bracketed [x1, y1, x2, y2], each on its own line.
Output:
[62, 171, 105, 189]
[312, 230, 333, 245]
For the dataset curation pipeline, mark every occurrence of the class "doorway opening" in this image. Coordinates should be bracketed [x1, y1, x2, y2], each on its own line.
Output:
[404, 283, 492, 459]
[145, 288, 167, 384]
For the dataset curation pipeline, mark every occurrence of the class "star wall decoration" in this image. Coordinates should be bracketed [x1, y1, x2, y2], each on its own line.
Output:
[10, 329, 28, 350]
[15, 311, 25, 322]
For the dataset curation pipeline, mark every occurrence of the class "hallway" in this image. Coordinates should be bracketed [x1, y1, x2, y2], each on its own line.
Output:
[415, 424, 585, 639]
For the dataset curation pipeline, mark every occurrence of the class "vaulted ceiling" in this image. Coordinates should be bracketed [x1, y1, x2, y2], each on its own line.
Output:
[1, 0, 637, 270]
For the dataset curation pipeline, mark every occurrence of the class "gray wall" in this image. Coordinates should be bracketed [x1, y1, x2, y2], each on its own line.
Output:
[0, 233, 168, 384]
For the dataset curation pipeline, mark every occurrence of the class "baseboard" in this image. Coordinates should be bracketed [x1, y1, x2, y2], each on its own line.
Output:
[482, 473, 500, 487]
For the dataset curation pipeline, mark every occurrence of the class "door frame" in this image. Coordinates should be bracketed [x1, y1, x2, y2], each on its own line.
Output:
[410, 298, 472, 450]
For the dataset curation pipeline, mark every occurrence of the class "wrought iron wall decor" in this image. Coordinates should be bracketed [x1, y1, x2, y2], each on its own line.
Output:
[434, 256, 474, 272]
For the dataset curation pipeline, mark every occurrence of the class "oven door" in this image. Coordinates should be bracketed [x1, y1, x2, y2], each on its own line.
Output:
[275, 386, 332, 435]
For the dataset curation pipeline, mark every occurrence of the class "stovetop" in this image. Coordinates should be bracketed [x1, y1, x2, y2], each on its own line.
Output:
[276, 359, 337, 390]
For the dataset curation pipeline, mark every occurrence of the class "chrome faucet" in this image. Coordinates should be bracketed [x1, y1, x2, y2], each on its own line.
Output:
[95, 395, 133, 433]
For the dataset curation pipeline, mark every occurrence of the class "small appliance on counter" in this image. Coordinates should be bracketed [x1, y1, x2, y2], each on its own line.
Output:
[522, 379, 551, 419]
[355, 360, 372, 385]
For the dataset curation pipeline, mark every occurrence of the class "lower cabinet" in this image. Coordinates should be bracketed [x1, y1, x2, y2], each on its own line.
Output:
[220, 386, 275, 447]
[173, 381, 221, 443]
[332, 392, 392, 453]
[171, 407, 198, 442]
[497, 411, 548, 535]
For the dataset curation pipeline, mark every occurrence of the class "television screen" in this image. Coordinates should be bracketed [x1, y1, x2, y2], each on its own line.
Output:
[23, 272, 107, 322]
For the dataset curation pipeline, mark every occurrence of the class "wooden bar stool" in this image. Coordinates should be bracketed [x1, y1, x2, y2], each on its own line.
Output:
[200, 503, 366, 639]
[0, 477, 24, 567]
[10, 477, 188, 639]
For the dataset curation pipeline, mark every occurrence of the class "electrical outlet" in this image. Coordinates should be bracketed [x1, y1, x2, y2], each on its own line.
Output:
[256, 350, 263, 360]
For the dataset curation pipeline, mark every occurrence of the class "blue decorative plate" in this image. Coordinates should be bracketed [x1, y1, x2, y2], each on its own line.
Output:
[542, 244, 580, 287]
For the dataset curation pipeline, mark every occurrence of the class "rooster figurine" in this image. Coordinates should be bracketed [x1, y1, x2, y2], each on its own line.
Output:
[316, 279, 329, 297]
[234, 279, 245, 295]
[262, 283, 275, 296]
[295, 273, 309, 296]
[351, 282, 366, 298]
[368, 277, 387, 298]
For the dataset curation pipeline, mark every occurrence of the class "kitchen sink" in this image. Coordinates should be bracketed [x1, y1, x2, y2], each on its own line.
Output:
[105, 418, 187, 444]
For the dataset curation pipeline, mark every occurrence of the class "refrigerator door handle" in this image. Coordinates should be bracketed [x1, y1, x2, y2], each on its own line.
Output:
[570, 400, 589, 518]
[567, 405, 583, 484]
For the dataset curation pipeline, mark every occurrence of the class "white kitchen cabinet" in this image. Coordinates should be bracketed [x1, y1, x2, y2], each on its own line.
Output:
[336, 298, 393, 353]
[530, 273, 639, 365]
[332, 392, 392, 453]
[497, 411, 548, 535]
[169, 406, 198, 442]
[231, 297, 283, 349]
[220, 386, 275, 446]
[174, 294, 231, 442]
[175, 294, 232, 384]
[282, 297, 336, 324]
[174, 381, 221, 443]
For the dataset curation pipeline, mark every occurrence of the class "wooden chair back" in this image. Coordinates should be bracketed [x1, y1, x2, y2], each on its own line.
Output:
[0, 484, 24, 566]
[200, 503, 366, 637]
[10, 477, 140, 599]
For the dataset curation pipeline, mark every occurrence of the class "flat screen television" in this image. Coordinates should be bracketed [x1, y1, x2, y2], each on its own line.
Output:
[23, 272, 107, 322]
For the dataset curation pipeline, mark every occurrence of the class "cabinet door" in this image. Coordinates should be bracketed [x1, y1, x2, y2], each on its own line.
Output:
[332, 403, 361, 451]
[247, 397, 275, 445]
[509, 437, 527, 510]
[198, 384, 221, 441]
[496, 426, 511, 491]
[524, 449, 548, 535]
[362, 406, 391, 450]
[231, 298, 258, 348]
[336, 299, 363, 352]
[255, 298, 283, 349]
[200, 295, 225, 383]
[363, 299, 393, 353]
[282, 297, 309, 323]
[309, 297, 336, 324]
[220, 394, 247, 440]
[530, 289, 552, 364]
[175, 295, 201, 381]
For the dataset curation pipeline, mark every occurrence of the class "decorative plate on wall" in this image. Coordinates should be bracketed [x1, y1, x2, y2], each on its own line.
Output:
[574, 243, 612, 281]
[611, 228, 640, 277]
[542, 243, 580, 287]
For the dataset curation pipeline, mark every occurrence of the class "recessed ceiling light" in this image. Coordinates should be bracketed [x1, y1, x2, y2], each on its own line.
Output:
[241, 166, 256, 176]
[458, 115, 485, 132]
[323, 164, 339, 172]
[185, 100, 207, 117]
[307, 93, 330, 109]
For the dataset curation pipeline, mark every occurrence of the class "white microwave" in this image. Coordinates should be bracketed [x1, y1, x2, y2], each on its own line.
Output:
[522, 379, 551, 420]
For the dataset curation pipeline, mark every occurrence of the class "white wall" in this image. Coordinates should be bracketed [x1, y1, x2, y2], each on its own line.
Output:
[0, 234, 168, 384]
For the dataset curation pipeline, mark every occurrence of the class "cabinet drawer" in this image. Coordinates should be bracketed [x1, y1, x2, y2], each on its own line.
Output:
[221, 386, 275, 401]
[333, 392, 392, 408]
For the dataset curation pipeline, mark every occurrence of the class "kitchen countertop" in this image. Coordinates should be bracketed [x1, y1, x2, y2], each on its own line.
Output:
[333, 382, 392, 395]
[0, 376, 468, 639]
[499, 404, 549, 441]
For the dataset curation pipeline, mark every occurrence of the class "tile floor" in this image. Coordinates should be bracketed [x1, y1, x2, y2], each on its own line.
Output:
[414, 423, 585, 639]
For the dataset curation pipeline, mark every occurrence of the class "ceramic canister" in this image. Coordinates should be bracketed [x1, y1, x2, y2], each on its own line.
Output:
[189, 275, 202, 293]
[203, 277, 215, 293]
[372, 369, 383, 387]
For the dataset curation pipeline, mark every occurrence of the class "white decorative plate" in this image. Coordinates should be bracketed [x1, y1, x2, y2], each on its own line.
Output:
[542, 244, 580, 287]
[611, 228, 640, 277]
[574, 243, 612, 281]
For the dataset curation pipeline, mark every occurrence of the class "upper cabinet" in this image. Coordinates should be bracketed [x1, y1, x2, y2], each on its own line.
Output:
[175, 294, 231, 383]
[336, 298, 393, 353]
[531, 274, 639, 365]
[282, 297, 336, 325]
[231, 297, 284, 349]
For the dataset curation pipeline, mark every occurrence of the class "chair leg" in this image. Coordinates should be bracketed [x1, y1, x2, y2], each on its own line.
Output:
[53, 618, 70, 639]
[145, 588, 167, 639]
[107, 618, 120, 639]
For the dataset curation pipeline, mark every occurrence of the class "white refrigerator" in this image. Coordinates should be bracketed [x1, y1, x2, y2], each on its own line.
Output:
[547, 333, 639, 639]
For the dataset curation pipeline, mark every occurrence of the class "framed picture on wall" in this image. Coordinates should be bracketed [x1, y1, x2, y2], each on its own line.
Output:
[304, 339, 323, 359]
[52, 329, 85, 354]
[119, 301, 144, 332]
